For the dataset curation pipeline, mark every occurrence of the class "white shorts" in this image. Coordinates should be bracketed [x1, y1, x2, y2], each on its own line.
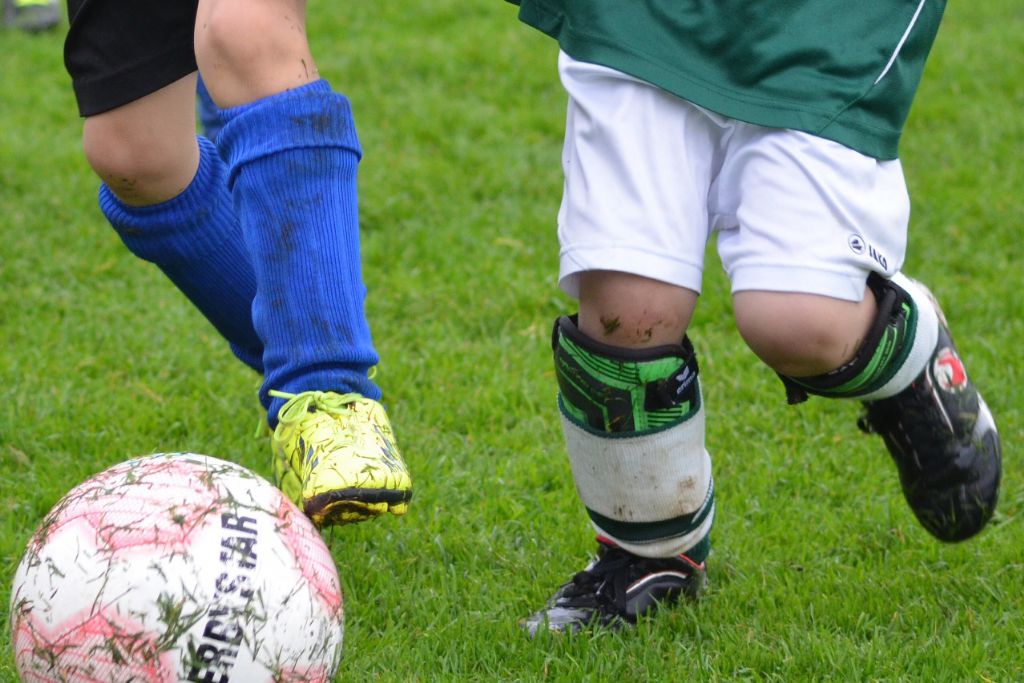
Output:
[556, 52, 910, 302]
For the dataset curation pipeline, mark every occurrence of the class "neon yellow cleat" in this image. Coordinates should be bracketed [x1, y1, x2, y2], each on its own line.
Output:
[4, 0, 60, 31]
[270, 390, 412, 527]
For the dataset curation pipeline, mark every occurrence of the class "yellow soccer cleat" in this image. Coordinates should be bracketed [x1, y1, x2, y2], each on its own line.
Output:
[4, 0, 60, 32]
[270, 390, 412, 527]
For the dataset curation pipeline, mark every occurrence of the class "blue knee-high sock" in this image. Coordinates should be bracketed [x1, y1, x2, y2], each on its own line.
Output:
[100, 136, 263, 372]
[216, 80, 381, 424]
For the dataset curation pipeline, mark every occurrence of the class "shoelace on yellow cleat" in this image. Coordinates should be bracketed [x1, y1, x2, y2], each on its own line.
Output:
[270, 389, 364, 431]
[255, 391, 365, 442]
[267, 366, 378, 430]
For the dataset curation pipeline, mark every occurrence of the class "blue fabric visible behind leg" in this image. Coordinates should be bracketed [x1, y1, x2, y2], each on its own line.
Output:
[217, 80, 381, 424]
[195, 75, 224, 142]
[100, 136, 263, 372]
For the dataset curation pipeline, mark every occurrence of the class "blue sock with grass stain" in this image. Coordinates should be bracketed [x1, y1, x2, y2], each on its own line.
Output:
[216, 80, 381, 424]
[100, 136, 263, 372]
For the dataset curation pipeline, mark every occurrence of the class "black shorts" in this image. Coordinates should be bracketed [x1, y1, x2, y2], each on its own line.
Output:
[64, 0, 199, 116]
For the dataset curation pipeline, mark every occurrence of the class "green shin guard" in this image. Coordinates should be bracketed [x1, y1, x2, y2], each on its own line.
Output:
[553, 315, 701, 432]
[553, 315, 713, 561]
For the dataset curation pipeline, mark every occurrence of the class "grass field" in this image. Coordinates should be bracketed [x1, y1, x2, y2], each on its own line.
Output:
[1, 2, 1022, 681]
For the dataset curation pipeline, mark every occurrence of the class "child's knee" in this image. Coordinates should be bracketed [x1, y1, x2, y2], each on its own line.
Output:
[577, 271, 698, 348]
[194, 0, 311, 107]
[82, 87, 199, 204]
[733, 290, 876, 377]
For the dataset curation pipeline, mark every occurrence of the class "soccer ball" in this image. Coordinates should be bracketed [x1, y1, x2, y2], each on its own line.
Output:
[9, 452, 344, 683]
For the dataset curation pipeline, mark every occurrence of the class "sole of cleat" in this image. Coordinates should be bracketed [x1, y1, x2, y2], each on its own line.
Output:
[305, 487, 413, 527]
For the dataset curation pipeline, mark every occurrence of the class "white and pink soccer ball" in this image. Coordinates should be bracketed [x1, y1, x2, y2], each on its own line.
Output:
[9, 453, 344, 683]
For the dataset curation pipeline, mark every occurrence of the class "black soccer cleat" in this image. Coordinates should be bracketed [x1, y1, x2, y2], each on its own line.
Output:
[859, 305, 1001, 542]
[523, 537, 706, 636]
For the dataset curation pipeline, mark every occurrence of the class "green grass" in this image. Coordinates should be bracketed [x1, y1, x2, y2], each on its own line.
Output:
[2, 2, 1022, 681]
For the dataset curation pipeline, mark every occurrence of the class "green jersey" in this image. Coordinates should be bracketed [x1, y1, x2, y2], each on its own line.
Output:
[509, 0, 945, 159]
